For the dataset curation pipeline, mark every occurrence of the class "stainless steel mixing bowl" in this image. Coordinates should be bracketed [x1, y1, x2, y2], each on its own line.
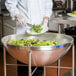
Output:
[1, 33, 73, 66]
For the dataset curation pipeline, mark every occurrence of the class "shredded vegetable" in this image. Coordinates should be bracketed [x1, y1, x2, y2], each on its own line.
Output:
[31, 25, 43, 33]
[8, 39, 60, 46]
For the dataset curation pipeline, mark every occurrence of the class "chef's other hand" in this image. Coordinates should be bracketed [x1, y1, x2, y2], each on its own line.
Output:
[15, 14, 27, 26]
[42, 17, 49, 27]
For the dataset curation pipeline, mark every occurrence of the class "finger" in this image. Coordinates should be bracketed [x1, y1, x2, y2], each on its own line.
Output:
[18, 19, 23, 24]
[17, 17, 26, 26]
[21, 19, 25, 25]
[24, 22, 27, 26]
[22, 19, 27, 25]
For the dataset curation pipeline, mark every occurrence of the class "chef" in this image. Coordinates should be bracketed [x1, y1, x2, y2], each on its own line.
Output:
[5, 0, 53, 75]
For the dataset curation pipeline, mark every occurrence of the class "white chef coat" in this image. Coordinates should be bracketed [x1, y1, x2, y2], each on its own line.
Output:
[5, 0, 53, 34]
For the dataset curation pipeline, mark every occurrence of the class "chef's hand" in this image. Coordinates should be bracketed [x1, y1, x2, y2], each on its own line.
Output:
[42, 17, 49, 28]
[15, 14, 27, 26]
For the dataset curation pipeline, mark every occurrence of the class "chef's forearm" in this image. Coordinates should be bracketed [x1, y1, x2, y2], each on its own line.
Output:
[44, 16, 49, 20]
[43, 16, 49, 25]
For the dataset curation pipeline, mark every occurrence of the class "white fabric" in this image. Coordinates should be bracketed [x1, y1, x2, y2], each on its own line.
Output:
[16, 22, 30, 34]
[5, 0, 53, 34]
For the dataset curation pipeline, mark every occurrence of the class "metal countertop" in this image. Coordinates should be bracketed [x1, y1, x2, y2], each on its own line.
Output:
[50, 14, 76, 25]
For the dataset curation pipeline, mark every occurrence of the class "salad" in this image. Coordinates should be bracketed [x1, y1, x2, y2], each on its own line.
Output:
[71, 11, 76, 15]
[7, 39, 60, 46]
[31, 25, 43, 33]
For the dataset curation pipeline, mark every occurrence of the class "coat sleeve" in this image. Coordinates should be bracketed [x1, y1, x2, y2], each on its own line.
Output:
[5, 0, 20, 20]
[44, 0, 53, 18]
